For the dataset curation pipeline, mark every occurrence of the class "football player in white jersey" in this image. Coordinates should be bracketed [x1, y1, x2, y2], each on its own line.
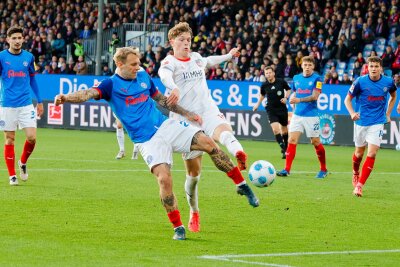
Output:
[158, 22, 248, 233]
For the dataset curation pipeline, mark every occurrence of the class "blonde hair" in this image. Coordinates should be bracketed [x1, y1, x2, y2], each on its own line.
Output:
[113, 47, 140, 64]
[301, 55, 315, 65]
[168, 22, 193, 40]
[367, 56, 382, 66]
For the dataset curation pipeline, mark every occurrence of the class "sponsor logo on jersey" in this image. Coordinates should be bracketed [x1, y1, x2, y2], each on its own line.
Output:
[125, 93, 148, 106]
[7, 70, 26, 78]
[182, 70, 203, 80]
[319, 114, 336, 145]
[367, 95, 384, 101]
[296, 88, 312, 94]
[271, 86, 276, 90]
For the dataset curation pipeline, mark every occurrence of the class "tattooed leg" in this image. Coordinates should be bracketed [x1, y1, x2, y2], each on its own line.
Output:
[191, 131, 234, 173]
[161, 194, 177, 213]
[152, 163, 178, 212]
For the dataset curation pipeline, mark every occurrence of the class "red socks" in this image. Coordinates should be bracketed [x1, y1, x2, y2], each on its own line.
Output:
[359, 156, 375, 185]
[314, 144, 327, 172]
[20, 140, 35, 164]
[352, 153, 362, 174]
[285, 143, 297, 172]
[227, 166, 245, 185]
[167, 210, 183, 228]
[4, 144, 16, 176]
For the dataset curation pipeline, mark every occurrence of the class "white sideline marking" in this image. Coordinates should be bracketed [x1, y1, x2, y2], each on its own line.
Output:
[199, 249, 400, 267]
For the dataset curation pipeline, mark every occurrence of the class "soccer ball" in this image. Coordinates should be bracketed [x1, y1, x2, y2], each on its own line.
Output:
[248, 160, 276, 188]
[396, 144, 400, 151]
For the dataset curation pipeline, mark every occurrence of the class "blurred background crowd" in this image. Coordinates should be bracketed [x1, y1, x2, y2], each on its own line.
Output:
[0, 0, 399, 85]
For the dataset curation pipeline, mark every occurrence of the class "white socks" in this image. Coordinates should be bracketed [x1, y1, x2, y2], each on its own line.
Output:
[185, 174, 200, 212]
[116, 128, 125, 151]
[219, 131, 243, 156]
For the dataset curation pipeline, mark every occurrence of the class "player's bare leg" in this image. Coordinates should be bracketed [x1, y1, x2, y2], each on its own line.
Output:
[191, 131, 259, 207]
[184, 157, 202, 232]
[152, 163, 185, 240]
[213, 124, 247, 170]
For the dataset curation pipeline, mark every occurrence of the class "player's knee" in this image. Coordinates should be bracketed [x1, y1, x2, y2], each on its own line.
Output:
[157, 173, 173, 190]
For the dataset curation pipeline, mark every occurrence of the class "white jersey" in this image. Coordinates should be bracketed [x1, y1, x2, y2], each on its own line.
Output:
[158, 52, 231, 115]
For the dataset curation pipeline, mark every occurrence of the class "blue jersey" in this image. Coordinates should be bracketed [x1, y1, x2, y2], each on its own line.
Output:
[292, 72, 323, 117]
[94, 71, 167, 143]
[348, 75, 397, 126]
[0, 49, 41, 107]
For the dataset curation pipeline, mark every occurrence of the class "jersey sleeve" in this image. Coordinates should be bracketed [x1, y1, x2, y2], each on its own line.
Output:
[205, 53, 232, 68]
[92, 78, 113, 100]
[283, 80, 291, 91]
[158, 57, 179, 91]
[389, 79, 397, 93]
[260, 83, 266, 96]
[314, 76, 323, 92]
[147, 73, 159, 97]
[348, 77, 361, 97]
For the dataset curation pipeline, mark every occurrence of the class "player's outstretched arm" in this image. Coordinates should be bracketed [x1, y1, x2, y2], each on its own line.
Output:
[206, 48, 239, 68]
[152, 91, 202, 124]
[54, 88, 100, 105]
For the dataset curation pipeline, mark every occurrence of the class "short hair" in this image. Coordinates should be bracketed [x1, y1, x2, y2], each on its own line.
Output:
[367, 56, 382, 66]
[7, 25, 23, 37]
[264, 66, 274, 72]
[168, 22, 193, 40]
[302, 55, 315, 65]
[113, 47, 140, 64]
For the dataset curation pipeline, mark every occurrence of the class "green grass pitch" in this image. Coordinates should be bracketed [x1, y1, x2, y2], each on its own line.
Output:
[0, 128, 399, 266]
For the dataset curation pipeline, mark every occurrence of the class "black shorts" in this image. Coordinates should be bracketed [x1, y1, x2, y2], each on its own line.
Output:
[266, 109, 288, 126]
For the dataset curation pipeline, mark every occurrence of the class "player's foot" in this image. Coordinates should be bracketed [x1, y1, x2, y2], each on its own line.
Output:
[188, 211, 200, 232]
[352, 172, 359, 187]
[18, 160, 28, 181]
[115, 150, 125, 159]
[276, 169, 290, 177]
[235, 151, 247, 170]
[237, 184, 259, 207]
[315, 170, 328, 179]
[173, 226, 186, 240]
[9, 176, 18, 186]
[353, 185, 363, 197]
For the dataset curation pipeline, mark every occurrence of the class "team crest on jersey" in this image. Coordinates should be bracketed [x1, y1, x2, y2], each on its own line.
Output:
[319, 114, 336, 145]
[195, 59, 202, 67]
[383, 87, 388, 92]
[277, 91, 282, 96]
[141, 82, 147, 89]
[23, 61, 29, 67]
[309, 81, 313, 86]
[162, 60, 169, 66]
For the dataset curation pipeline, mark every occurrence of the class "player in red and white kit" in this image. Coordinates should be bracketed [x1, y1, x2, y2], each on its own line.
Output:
[158, 22, 251, 233]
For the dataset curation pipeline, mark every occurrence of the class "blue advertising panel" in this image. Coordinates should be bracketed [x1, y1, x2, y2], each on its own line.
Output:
[35, 74, 399, 117]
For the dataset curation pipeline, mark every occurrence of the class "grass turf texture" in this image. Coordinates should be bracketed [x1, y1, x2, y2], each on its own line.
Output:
[0, 128, 399, 266]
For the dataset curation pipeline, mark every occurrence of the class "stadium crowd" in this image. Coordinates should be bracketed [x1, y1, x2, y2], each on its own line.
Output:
[0, 0, 399, 83]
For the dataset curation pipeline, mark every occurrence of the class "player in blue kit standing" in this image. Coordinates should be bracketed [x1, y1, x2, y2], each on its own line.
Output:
[276, 56, 328, 178]
[344, 56, 397, 197]
[54, 47, 259, 240]
[0, 26, 43, 185]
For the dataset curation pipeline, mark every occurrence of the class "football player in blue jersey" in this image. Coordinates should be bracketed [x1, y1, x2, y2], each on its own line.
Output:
[345, 56, 397, 197]
[0, 26, 43, 186]
[54, 47, 259, 240]
[276, 56, 328, 178]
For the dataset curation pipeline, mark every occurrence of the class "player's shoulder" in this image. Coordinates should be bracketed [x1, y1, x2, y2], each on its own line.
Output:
[190, 52, 202, 59]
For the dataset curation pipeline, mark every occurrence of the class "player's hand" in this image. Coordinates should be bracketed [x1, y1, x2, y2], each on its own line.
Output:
[386, 114, 391, 124]
[289, 97, 300, 104]
[350, 112, 360, 121]
[54, 94, 66, 106]
[187, 112, 203, 125]
[281, 98, 288, 104]
[36, 103, 44, 118]
[229, 48, 240, 58]
[167, 88, 179, 106]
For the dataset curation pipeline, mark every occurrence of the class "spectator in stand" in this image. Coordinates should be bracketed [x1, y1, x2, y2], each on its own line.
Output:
[52, 33, 66, 58]
[102, 65, 112, 76]
[108, 32, 120, 55]
[42, 64, 51, 74]
[73, 55, 88, 75]
[393, 74, 400, 88]
[381, 46, 395, 70]
[348, 33, 363, 57]
[340, 73, 353, 85]
[283, 56, 298, 80]
[60, 62, 68, 74]
[49, 61, 61, 74]
[30, 35, 46, 59]
[72, 38, 84, 63]
[333, 39, 349, 62]
[143, 44, 155, 63]
[327, 71, 340, 84]
[66, 58, 76, 75]
[79, 25, 92, 39]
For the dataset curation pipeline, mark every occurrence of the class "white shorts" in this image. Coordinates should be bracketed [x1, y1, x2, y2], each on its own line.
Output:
[0, 105, 37, 131]
[353, 124, 384, 147]
[289, 115, 320, 138]
[170, 106, 230, 160]
[135, 119, 201, 170]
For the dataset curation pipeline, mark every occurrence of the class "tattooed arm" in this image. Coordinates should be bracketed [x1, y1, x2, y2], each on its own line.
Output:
[152, 91, 203, 124]
[54, 88, 100, 105]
